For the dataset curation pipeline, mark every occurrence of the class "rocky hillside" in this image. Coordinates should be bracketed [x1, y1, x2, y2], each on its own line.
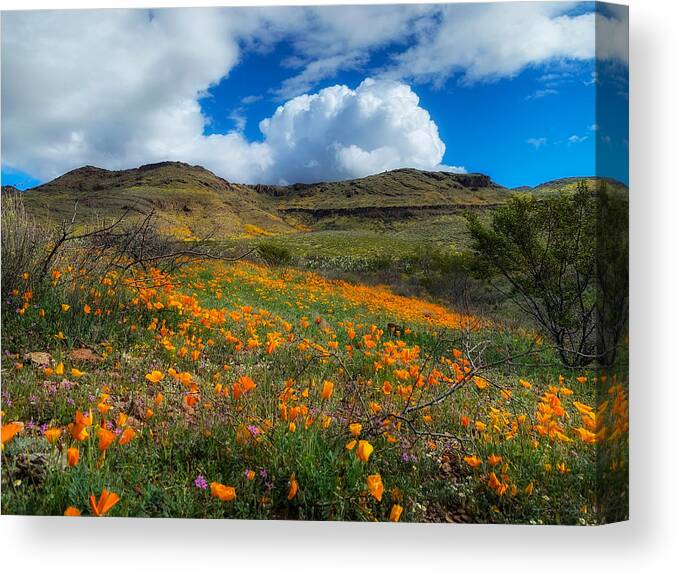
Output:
[12, 162, 299, 239]
[4, 162, 627, 239]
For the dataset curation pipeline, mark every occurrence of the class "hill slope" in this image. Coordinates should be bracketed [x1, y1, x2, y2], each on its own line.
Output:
[263, 169, 508, 212]
[13, 162, 299, 239]
[4, 162, 627, 240]
[527, 176, 629, 196]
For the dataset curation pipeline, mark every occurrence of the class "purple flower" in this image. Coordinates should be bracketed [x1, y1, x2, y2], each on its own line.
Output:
[194, 475, 208, 490]
[402, 452, 418, 464]
[247, 425, 260, 436]
[259, 468, 268, 479]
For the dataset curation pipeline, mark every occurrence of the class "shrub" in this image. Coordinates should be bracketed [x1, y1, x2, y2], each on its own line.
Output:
[466, 181, 628, 367]
[1, 193, 57, 298]
[257, 242, 293, 266]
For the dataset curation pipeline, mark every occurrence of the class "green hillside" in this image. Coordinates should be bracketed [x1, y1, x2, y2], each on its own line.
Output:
[2, 163, 627, 244]
[528, 176, 629, 196]
[11, 162, 299, 240]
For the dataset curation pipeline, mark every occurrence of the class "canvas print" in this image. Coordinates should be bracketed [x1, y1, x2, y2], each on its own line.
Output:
[0, 2, 628, 524]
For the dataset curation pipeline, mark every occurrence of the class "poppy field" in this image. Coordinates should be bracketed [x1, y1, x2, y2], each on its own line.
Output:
[1, 255, 628, 523]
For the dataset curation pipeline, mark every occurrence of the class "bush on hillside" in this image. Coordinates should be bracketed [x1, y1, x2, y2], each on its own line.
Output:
[257, 241, 293, 266]
[466, 181, 628, 367]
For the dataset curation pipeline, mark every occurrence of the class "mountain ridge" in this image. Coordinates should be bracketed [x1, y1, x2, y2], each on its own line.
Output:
[3, 161, 628, 240]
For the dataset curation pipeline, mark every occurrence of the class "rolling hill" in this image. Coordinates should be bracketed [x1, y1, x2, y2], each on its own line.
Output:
[9, 162, 300, 240]
[2, 162, 627, 240]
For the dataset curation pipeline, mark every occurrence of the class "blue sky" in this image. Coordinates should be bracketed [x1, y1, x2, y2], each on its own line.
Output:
[1, 2, 628, 189]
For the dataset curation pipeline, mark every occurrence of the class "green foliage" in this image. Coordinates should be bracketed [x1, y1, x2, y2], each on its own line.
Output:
[257, 241, 293, 266]
[466, 182, 628, 367]
[2, 171, 630, 524]
[1, 193, 57, 299]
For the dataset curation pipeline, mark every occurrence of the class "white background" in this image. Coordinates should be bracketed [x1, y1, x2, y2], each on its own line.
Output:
[1, 0, 676, 572]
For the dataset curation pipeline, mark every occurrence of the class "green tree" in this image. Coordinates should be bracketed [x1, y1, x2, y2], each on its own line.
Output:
[466, 181, 627, 367]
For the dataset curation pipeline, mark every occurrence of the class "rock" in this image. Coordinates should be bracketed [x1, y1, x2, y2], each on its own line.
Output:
[15, 452, 49, 485]
[23, 351, 52, 367]
[68, 348, 103, 363]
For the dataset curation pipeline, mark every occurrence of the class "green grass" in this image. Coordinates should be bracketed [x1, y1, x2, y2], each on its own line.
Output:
[1, 258, 628, 523]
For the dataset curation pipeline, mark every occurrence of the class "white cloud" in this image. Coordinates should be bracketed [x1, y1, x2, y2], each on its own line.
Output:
[526, 137, 548, 150]
[1, 8, 457, 184]
[596, 5, 629, 65]
[241, 95, 263, 105]
[259, 78, 463, 183]
[388, 3, 628, 85]
[1, 9, 266, 181]
[267, 5, 436, 99]
[267, 3, 628, 98]
[525, 88, 559, 101]
[1, 4, 627, 184]
[2, 10, 456, 184]
[568, 134, 589, 145]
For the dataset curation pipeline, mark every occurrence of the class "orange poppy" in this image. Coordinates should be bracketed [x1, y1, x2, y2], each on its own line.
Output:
[97, 428, 116, 452]
[287, 473, 299, 500]
[366, 473, 384, 501]
[321, 380, 334, 400]
[183, 394, 200, 408]
[463, 455, 482, 468]
[89, 489, 120, 517]
[44, 427, 62, 445]
[210, 482, 236, 502]
[69, 411, 92, 441]
[487, 454, 503, 466]
[389, 504, 404, 522]
[67, 447, 79, 467]
[357, 440, 374, 462]
[118, 428, 137, 446]
[145, 370, 164, 384]
[233, 375, 256, 400]
[1, 421, 24, 448]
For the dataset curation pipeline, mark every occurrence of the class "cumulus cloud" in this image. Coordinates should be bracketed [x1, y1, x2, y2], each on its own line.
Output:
[1, 9, 459, 184]
[1, 4, 627, 184]
[1, 9, 268, 181]
[259, 79, 462, 183]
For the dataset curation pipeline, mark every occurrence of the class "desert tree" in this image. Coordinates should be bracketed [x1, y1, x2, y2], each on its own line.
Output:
[465, 181, 628, 368]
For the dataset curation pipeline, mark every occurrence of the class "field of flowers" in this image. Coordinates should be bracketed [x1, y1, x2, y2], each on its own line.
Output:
[1, 259, 628, 523]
